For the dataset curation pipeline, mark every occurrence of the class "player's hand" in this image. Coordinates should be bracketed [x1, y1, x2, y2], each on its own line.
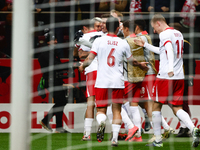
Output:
[134, 37, 145, 47]
[139, 62, 149, 71]
[168, 71, 174, 77]
[78, 62, 84, 73]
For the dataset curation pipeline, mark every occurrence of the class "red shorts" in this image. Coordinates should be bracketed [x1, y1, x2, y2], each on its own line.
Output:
[124, 81, 142, 103]
[95, 88, 124, 107]
[141, 74, 156, 100]
[86, 71, 97, 98]
[152, 78, 184, 105]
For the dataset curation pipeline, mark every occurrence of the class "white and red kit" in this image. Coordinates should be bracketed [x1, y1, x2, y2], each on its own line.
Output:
[124, 31, 156, 102]
[149, 27, 185, 105]
[91, 34, 132, 107]
[79, 30, 103, 98]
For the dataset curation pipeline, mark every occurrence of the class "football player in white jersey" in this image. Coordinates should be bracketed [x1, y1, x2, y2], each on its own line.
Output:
[122, 19, 174, 142]
[79, 16, 149, 147]
[73, 18, 102, 59]
[134, 14, 200, 148]
[77, 18, 103, 141]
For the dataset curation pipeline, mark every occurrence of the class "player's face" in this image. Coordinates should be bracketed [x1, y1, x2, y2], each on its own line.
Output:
[101, 18, 108, 33]
[94, 21, 102, 32]
[122, 26, 129, 38]
[151, 21, 161, 34]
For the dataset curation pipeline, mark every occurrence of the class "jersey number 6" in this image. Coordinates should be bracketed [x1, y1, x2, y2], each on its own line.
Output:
[107, 48, 115, 67]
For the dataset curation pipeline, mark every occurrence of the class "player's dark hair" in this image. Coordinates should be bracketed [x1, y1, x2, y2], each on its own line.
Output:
[134, 19, 146, 31]
[106, 17, 119, 33]
[123, 19, 146, 32]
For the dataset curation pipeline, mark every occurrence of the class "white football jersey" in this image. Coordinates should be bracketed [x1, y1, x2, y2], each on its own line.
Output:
[91, 34, 132, 88]
[79, 30, 103, 75]
[158, 27, 184, 79]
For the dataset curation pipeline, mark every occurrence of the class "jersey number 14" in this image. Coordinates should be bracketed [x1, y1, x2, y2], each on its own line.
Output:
[176, 40, 183, 58]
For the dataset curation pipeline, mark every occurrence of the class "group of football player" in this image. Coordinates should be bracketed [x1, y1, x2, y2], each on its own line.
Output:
[73, 10, 200, 147]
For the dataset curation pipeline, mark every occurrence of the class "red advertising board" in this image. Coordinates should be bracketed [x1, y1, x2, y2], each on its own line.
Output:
[0, 58, 199, 104]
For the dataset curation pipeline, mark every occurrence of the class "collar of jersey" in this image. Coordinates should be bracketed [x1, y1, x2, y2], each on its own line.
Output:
[88, 30, 97, 33]
[129, 31, 148, 38]
[107, 33, 118, 37]
[165, 27, 174, 31]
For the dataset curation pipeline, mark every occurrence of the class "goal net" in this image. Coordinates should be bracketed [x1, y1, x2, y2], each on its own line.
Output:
[7, 0, 200, 150]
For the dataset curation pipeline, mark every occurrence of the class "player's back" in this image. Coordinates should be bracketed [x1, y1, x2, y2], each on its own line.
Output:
[158, 28, 184, 79]
[92, 34, 131, 88]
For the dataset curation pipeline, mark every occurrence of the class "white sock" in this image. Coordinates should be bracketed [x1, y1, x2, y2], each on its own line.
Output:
[121, 107, 134, 129]
[152, 111, 162, 142]
[142, 108, 148, 118]
[106, 105, 113, 125]
[96, 113, 107, 125]
[130, 106, 141, 136]
[161, 116, 170, 130]
[112, 124, 121, 142]
[84, 118, 94, 136]
[180, 120, 187, 128]
[150, 121, 153, 128]
[176, 109, 195, 131]
[122, 102, 133, 119]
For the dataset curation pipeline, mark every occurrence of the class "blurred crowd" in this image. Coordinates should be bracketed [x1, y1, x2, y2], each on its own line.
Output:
[0, 0, 200, 58]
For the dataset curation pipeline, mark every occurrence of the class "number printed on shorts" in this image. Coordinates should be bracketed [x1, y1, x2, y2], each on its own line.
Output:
[107, 48, 115, 67]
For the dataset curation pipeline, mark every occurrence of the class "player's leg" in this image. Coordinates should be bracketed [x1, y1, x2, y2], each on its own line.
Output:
[171, 79, 200, 147]
[111, 102, 122, 147]
[95, 88, 108, 142]
[110, 89, 125, 147]
[82, 71, 96, 140]
[82, 96, 95, 140]
[122, 101, 133, 119]
[121, 106, 139, 142]
[146, 101, 163, 147]
[129, 102, 142, 139]
[139, 100, 152, 132]
[172, 105, 200, 147]
[146, 78, 167, 147]
[176, 80, 191, 137]
[125, 81, 142, 140]
[96, 107, 107, 142]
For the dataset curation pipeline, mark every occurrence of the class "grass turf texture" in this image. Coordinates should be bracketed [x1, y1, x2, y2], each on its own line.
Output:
[0, 133, 197, 150]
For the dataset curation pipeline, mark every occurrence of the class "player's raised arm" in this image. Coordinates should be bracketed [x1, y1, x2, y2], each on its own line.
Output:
[134, 37, 160, 54]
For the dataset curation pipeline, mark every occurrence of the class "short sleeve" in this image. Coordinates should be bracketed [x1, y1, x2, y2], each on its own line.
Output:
[79, 44, 90, 52]
[90, 37, 100, 55]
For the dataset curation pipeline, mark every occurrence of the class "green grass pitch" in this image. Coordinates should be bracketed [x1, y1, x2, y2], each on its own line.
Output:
[0, 133, 197, 150]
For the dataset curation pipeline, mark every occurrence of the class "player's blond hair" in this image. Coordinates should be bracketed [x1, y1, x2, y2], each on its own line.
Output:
[151, 14, 166, 24]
